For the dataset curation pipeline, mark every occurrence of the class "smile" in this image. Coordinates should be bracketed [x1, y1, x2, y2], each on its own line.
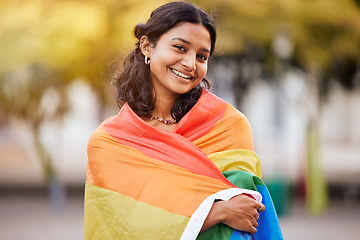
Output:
[170, 68, 194, 79]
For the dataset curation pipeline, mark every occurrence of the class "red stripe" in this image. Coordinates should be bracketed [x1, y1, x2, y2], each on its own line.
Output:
[103, 91, 233, 185]
[174, 90, 228, 140]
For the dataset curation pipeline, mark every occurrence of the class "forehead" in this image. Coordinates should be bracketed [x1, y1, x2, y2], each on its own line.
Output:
[159, 22, 211, 50]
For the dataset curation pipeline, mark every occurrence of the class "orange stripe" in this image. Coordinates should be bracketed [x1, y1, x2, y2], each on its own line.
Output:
[87, 125, 234, 217]
[103, 100, 232, 184]
[193, 104, 254, 156]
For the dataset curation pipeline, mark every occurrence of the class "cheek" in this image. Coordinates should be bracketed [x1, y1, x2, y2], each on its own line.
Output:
[150, 57, 167, 76]
[198, 64, 208, 78]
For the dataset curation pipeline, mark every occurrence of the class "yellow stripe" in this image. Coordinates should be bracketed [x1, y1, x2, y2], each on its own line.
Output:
[84, 182, 190, 240]
[208, 149, 262, 178]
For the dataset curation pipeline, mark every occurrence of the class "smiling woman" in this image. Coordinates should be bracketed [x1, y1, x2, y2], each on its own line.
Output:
[140, 22, 211, 111]
[84, 2, 283, 240]
[112, 1, 216, 132]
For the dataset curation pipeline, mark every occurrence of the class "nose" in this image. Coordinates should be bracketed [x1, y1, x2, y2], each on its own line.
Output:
[181, 52, 196, 71]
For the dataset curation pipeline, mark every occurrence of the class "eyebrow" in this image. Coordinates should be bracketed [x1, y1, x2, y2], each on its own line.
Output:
[171, 37, 210, 53]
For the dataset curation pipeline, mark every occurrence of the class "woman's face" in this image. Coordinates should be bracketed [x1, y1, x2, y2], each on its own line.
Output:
[142, 22, 211, 101]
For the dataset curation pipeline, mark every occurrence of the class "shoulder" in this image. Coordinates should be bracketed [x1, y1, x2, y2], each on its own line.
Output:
[225, 104, 252, 129]
[219, 104, 254, 151]
[199, 90, 252, 131]
[223, 103, 252, 135]
[203, 90, 250, 126]
[197, 91, 254, 151]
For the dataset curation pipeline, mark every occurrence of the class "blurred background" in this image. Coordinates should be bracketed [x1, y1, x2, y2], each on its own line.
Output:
[1, 0, 360, 239]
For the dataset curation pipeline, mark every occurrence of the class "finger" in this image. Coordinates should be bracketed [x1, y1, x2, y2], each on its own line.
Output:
[249, 208, 259, 220]
[253, 217, 259, 228]
[249, 224, 258, 234]
[258, 203, 265, 212]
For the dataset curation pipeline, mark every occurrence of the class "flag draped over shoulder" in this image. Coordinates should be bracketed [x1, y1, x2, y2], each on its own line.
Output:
[84, 90, 283, 240]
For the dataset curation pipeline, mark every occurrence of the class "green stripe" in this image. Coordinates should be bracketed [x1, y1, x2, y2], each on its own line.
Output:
[224, 170, 265, 189]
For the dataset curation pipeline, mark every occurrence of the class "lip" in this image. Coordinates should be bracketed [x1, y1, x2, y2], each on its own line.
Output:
[169, 67, 196, 80]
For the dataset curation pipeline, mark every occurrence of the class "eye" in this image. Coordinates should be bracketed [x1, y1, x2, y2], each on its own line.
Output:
[197, 54, 208, 62]
[174, 45, 186, 52]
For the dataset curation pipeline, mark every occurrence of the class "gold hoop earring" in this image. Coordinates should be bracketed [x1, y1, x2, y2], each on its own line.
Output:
[145, 56, 150, 65]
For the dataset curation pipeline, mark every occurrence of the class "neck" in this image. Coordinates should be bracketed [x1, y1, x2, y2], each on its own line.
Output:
[152, 96, 177, 119]
[143, 94, 178, 132]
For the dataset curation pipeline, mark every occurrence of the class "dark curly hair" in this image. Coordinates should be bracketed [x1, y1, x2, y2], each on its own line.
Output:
[113, 2, 216, 122]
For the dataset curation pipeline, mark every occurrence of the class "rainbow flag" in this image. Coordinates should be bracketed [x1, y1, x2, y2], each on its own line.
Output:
[84, 90, 283, 239]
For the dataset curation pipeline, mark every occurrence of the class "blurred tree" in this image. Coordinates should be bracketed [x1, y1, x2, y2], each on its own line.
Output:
[195, 0, 360, 97]
[0, 0, 166, 205]
[0, 63, 68, 210]
[354, 0, 360, 8]
[0, 0, 167, 105]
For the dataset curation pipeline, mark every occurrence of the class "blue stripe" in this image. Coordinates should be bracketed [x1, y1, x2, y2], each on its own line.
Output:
[229, 230, 252, 240]
[252, 185, 284, 240]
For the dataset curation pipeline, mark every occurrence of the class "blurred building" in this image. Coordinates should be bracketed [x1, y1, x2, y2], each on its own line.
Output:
[208, 59, 360, 192]
[0, 80, 113, 188]
[0, 64, 359, 202]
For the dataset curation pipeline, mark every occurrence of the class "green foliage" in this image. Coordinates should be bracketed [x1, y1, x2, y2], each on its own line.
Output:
[193, 0, 360, 86]
[0, 0, 166, 183]
[0, 0, 167, 104]
[1, 0, 359, 105]
[1, 0, 359, 123]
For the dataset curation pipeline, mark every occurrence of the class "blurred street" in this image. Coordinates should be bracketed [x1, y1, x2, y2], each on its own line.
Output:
[0, 189, 359, 240]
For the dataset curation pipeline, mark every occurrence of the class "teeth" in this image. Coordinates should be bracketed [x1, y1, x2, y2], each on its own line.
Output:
[171, 68, 191, 79]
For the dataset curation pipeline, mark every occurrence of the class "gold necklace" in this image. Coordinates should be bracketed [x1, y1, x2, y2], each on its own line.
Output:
[145, 114, 177, 125]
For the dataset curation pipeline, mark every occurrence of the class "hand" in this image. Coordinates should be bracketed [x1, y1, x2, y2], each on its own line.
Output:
[201, 194, 265, 234]
[219, 194, 265, 234]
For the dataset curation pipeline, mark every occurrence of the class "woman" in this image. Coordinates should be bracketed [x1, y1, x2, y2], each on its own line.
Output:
[84, 2, 283, 239]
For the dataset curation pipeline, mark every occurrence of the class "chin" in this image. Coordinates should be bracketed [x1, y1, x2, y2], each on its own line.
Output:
[173, 85, 196, 95]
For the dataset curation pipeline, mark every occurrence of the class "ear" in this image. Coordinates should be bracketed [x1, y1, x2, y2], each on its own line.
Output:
[139, 36, 152, 57]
